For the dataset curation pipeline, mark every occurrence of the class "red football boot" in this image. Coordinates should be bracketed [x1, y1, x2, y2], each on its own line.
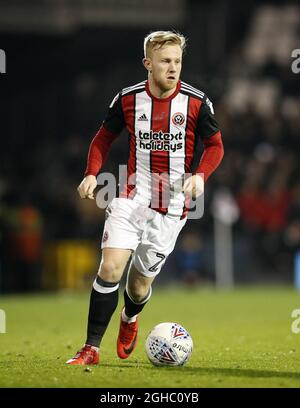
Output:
[66, 344, 99, 365]
[117, 312, 138, 359]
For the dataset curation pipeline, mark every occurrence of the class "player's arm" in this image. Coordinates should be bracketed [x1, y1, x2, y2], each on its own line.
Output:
[78, 93, 125, 199]
[183, 96, 224, 198]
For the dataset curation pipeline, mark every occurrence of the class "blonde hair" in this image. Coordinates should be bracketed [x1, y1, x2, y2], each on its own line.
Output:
[144, 30, 187, 58]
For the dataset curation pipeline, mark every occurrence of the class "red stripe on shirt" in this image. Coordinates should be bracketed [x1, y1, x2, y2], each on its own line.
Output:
[150, 100, 171, 213]
[120, 94, 136, 198]
[184, 96, 202, 173]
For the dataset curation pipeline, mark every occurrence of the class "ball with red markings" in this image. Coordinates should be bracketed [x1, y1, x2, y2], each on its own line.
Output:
[145, 322, 193, 366]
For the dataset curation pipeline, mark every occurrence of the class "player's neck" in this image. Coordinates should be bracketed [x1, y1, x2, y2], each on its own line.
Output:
[148, 77, 178, 99]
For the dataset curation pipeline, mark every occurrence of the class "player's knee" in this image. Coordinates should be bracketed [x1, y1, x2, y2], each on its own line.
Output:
[128, 282, 150, 303]
[98, 260, 122, 282]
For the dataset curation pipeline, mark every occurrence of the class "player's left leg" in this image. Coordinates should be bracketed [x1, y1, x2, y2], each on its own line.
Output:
[117, 212, 187, 359]
[117, 264, 155, 359]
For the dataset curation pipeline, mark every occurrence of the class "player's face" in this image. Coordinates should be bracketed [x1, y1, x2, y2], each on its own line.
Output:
[148, 44, 182, 92]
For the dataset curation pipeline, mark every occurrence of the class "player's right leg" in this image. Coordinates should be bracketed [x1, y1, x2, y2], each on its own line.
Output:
[66, 197, 144, 365]
[66, 248, 131, 365]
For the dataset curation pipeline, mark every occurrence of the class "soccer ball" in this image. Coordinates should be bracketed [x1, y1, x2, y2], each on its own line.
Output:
[145, 322, 193, 366]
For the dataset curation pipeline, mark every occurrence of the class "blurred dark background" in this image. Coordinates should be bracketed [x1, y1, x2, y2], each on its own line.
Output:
[0, 0, 300, 292]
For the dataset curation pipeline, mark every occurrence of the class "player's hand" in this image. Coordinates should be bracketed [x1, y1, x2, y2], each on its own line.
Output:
[182, 174, 204, 199]
[77, 175, 97, 200]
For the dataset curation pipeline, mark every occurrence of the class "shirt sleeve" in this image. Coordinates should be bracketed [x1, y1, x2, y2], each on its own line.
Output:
[84, 126, 119, 177]
[102, 92, 125, 134]
[196, 95, 220, 139]
[195, 131, 224, 182]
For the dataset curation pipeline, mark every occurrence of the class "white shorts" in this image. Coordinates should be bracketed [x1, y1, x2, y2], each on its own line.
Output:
[101, 198, 187, 277]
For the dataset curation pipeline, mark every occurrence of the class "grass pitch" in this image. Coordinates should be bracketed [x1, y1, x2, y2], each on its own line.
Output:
[0, 286, 300, 388]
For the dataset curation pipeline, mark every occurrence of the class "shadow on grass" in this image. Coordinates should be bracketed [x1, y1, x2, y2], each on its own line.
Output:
[1, 358, 299, 381]
[99, 363, 300, 380]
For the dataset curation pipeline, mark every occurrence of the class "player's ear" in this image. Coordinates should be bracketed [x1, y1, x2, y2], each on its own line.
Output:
[143, 58, 152, 73]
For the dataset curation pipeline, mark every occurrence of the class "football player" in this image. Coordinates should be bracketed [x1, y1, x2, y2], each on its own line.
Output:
[66, 31, 223, 365]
